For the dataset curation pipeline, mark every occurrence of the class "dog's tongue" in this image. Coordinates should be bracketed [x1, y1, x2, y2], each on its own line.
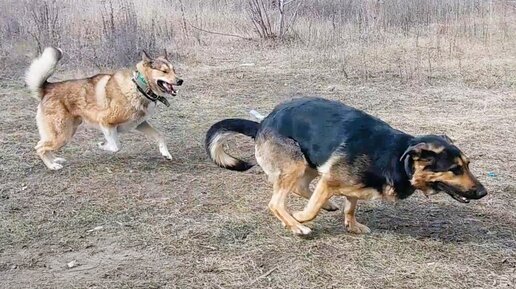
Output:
[166, 83, 177, 93]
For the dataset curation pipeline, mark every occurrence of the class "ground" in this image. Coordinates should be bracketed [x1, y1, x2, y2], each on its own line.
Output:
[0, 49, 515, 289]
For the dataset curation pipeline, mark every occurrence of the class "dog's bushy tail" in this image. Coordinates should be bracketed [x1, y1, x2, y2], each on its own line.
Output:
[205, 118, 259, 171]
[25, 47, 63, 100]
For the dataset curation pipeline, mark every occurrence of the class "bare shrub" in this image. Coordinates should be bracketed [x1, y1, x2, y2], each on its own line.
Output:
[26, 0, 63, 53]
[246, 0, 303, 39]
[0, 0, 513, 85]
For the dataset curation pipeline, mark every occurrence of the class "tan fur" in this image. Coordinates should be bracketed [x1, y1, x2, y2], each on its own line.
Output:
[255, 130, 339, 235]
[292, 148, 480, 233]
[255, 133, 394, 235]
[411, 158, 478, 193]
[344, 197, 371, 234]
[292, 175, 379, 234]
[26, 48, 182, 170]
[291, 154, 396, 234]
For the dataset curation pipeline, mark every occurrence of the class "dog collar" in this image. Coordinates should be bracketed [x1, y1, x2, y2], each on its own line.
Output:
[132, 71, 170, 107]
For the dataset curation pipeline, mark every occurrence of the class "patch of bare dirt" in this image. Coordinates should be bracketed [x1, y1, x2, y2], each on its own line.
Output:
[1, 50, 515, 288]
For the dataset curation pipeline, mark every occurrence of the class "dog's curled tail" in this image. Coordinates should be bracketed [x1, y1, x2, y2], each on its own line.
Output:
[205, 118, 259, 171]
[25, 47, 63, 100]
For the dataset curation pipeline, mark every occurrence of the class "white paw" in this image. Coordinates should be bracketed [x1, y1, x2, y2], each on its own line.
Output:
[161, 151, 172, 160]
[291, 224, 312, 236]
[98, 142, 120, 152]
[159, 145, 172, 160]
[47, 162, 63, 170]
[53, 157, 67, 164]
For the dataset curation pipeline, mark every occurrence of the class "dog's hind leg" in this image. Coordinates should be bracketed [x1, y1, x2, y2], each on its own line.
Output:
[256, 129, 312, 235]
[136, 121, 172, 160]
[269, 167, 312, 235]
[343, 197, 370, 234]
[49, 117, 81, 164]
[293, 168, 339, 212]
[98, 125, 121, 152]
[35, 105, 75, 170]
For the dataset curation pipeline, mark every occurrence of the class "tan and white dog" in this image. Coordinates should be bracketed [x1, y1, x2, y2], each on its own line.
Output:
[25, 47, 183, 170]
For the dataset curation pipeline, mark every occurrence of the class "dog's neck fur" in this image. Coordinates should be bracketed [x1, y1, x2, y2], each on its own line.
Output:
[384, 134, 417, 199]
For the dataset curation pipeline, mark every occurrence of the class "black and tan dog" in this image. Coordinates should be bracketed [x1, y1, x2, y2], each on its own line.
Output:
[205, 97, 487, 235]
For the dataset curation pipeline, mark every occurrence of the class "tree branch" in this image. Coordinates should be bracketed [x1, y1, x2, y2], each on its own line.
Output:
[188, 23, 252, 40]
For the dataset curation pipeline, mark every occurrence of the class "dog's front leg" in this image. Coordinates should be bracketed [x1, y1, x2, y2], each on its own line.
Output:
[292, 178, 334, 223]
[344, 197, 370, 234]
[98, 125, 121, 152]
[136, 121, 172, 160]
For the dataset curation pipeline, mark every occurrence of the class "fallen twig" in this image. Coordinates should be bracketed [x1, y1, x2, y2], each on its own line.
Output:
[66, 261, 102, 273]
[188, 23, 252, 40]
[248, 266, 278, 286]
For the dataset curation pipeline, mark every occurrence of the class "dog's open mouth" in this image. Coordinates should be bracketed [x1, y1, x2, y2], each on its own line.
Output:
[435, 182, 470, 203]
[157, 80, 177, 96]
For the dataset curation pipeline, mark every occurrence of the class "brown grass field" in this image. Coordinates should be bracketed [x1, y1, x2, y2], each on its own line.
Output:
[1, 1, 516, 288]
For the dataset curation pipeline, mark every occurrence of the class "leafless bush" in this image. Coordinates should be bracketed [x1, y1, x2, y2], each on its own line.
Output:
[26, 0, 62, 53]
[246, 0, 303, 39]
[0, 0, 514, 84]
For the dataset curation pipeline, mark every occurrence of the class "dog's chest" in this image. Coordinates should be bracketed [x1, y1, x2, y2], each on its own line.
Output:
[117, 102, 157, 132]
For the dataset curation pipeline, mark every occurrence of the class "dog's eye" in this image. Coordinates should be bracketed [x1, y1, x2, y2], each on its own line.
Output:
[449, 165, 463, 175]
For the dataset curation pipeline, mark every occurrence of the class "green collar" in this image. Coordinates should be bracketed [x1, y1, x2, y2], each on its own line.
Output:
[132, 71, 170, 107]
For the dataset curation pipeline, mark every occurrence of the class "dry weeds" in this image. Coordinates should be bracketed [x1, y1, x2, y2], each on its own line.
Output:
[0, 45, 515, 288]
[0, 0, 515, 288]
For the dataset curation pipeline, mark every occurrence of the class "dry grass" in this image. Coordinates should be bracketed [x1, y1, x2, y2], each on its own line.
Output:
[1, 1, 515, 85]
[1, 0, 516, 288]
[1, 45, 515, 288]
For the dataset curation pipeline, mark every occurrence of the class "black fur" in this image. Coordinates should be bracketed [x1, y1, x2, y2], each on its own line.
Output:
[258, 97, 419, 198]
[205, 118, 259, 171]
[208, 97, 485, 201]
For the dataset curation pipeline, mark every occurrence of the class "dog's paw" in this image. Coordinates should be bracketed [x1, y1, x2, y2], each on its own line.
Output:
[322, 200, 340, 212]
[345, 221, 371, 234]
[292, 211, 311, 223]
[161, 152, 173, 160]
[47, 162, 63, 170]
[159, 145, 172, 160]
[53, 157, 67, 164]
[98, 142, 120, 152]
[290, 224, 312, 236]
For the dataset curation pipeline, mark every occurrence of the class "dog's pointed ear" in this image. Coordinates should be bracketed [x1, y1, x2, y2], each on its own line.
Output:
[141, 50, 152, 64]
[400, 143, 427, 161]
[438, 134, 453, 144]
[400, 142, 438, 163]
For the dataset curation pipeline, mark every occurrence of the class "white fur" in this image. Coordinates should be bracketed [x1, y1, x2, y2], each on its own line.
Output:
[249, 109, 265, 121]
[209, 132, 239, 168]
[98, 126, 121, 152]
[25, 47, 62, 99]
[35, 104, 50, 144]
[95, 75, 111, 108]
[317, 154, 338, 174]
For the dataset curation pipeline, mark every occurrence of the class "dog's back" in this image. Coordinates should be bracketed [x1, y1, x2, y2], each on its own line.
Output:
[259, 97, 411, 169]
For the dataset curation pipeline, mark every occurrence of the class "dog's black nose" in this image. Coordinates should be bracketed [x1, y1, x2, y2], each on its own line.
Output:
[476, 187, 487, 199]
[176, 79, 183, 86]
